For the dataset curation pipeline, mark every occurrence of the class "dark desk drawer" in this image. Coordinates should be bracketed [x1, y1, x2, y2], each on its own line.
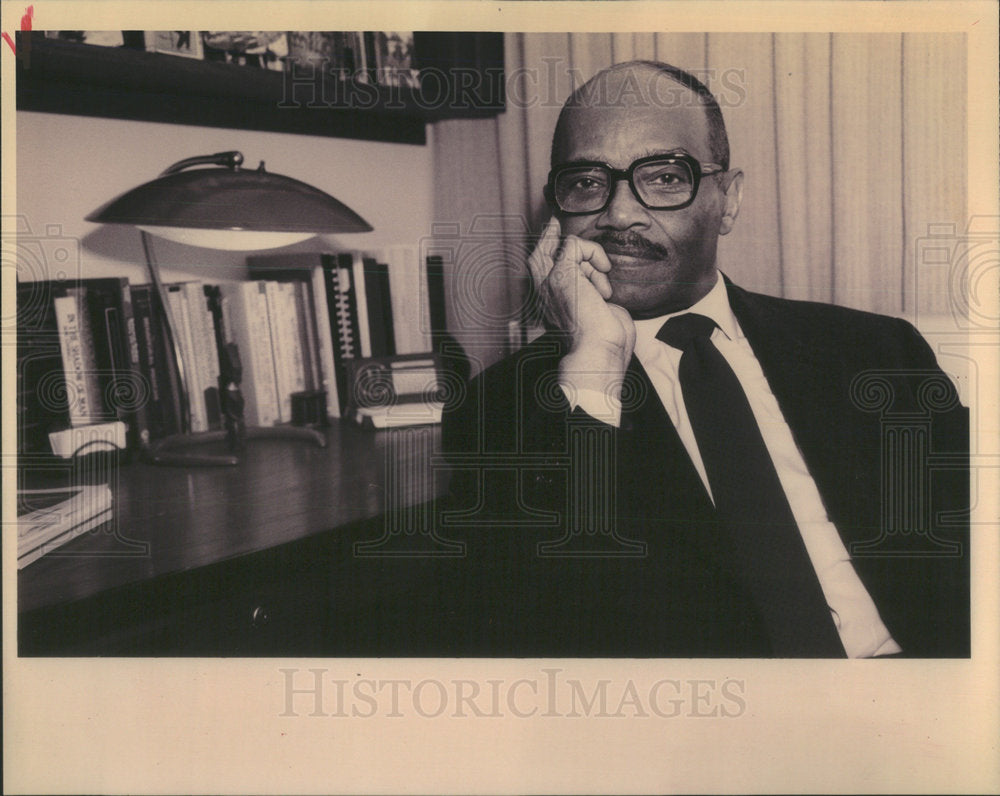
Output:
[19, 533, 336, 656]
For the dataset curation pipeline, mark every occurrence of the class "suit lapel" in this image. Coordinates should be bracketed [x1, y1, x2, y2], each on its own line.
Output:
[725, 281, 830, 414]
[725, 280, 867, 547]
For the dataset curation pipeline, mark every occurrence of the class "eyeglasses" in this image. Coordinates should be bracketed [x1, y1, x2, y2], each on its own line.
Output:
[545, 153, 726, 215]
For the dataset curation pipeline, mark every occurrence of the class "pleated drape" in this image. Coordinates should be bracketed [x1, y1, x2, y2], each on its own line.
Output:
[432, 33, 965, 373]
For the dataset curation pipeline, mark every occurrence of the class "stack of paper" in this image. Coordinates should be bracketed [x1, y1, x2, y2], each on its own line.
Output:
[17, 485, 114, 569]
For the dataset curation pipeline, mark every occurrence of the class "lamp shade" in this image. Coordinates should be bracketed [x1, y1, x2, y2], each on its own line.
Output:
[86, 151, 373, 250]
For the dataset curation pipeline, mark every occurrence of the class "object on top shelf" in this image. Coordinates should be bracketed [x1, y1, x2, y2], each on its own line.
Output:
[200, 31, 287, 69]
[44, 31, 126, 48]
[371, 31, 421, 89]
[145, 30, 203, 59]
[285, 32, 362, 74]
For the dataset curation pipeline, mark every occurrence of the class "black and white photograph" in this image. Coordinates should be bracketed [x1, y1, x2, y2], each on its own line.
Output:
[4, 1, 998, 793]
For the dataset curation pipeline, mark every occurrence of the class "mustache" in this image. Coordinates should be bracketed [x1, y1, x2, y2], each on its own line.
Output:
[591, 231, 670, 260]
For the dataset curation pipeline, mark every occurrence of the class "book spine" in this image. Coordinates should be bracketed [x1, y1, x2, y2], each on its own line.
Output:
[218, 283, 268, 427]
[351, 251, 372, 358]
[376, 260, 395, 356]
[202, 285, 223, 429]
[383, 245, 429, 355]
[86, 278, 149, 451]
[425, 255, 449, 354]
[183, 282, 222, 430]
[53, 290, 102, 427]
[166, 285, 206, 432]
[323, 263, 348, 414]
[248, 282, 280, 426]
[263, 281, 291, 423]
[294, 280, 320, 392]
[297, 266, 335, 419]
[117, 281, 151, 450]
[181, 282, 211, 430]
[333, 254, 363, 411]
[130, 288, 158, 447]
[337, 254, 363, 361]
[363, 256, 395, 358]
[17, 282, 71, 454]
[323, 255, 353, 417]
[416, 247, 434, 352]
[132, 285, 182, 441]
[82, 279, 143, 439]
[282, 282, 308, 395]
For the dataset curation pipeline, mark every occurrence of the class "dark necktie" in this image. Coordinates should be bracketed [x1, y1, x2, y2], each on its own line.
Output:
[656, 313, 845, 657]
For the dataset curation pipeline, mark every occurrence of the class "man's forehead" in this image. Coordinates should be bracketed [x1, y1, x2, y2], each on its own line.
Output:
[554, 100, 713, 165]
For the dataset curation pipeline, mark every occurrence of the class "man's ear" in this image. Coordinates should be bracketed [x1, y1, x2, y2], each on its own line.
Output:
[718, 169, 743, 236]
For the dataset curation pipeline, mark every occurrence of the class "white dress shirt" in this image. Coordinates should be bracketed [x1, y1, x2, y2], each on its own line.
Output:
[563, 274, 902, 658]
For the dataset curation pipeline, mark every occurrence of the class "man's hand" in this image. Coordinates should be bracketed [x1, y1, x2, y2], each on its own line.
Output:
[529, 218, 636, 406]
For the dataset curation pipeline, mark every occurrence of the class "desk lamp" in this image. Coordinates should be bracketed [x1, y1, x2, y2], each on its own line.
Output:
[87, 150, 373, 466]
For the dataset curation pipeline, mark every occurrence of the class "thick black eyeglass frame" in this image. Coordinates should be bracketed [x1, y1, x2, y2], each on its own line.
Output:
[545, 153, 726, 215]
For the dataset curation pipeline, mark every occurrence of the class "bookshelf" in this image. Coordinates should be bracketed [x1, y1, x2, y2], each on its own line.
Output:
[16, 32, 505, 145]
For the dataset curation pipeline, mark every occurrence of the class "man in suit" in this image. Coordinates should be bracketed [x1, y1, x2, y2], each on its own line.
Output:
[439, 60, 969, 658]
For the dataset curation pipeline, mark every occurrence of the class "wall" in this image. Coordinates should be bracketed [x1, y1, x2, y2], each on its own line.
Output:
[15, 111, 435, 285]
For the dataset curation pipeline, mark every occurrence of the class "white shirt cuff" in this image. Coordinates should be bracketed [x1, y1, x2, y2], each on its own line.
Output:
[559, 384, 622, 427]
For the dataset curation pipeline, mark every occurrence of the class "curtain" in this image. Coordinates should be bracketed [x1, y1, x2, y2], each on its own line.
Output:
[431, 33, 966, 374]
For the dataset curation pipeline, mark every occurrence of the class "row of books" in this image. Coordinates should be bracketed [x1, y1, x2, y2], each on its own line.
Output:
[245, 247, 447, 426]
[16, 247, 449, 458]
[17, 276, 153, 456]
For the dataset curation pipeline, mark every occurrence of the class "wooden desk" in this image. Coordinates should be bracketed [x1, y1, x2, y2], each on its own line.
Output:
[18, 423, 448, 655]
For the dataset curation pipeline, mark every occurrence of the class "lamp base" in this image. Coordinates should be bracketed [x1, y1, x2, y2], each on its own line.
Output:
[146, 425, 326, 467]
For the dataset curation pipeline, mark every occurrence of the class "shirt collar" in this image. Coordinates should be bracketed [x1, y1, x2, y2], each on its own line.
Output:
[633, 271, 742, 349]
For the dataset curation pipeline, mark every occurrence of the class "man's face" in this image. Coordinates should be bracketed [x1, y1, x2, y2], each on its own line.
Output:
[552, 75, 741, 318]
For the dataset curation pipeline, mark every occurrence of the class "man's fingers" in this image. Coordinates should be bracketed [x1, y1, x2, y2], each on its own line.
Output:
[560, 236, 614, 300]
[590, 270, 613, 300]
[540, 217, 561, 255]
[574, 238, 613, 273]
[532, 225, 615, 304]
[529, 218, 562, 284]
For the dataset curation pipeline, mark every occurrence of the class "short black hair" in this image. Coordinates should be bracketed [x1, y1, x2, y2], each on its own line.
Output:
[551, 60, 730, 171]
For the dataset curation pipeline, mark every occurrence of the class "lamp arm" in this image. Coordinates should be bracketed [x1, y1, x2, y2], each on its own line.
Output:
[160, 150, 244, 176]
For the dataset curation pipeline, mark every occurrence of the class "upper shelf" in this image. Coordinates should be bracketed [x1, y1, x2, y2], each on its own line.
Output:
[15, 32, 506, 145]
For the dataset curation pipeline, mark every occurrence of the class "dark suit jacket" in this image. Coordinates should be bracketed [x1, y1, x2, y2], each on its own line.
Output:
[436, 280, 970, 657]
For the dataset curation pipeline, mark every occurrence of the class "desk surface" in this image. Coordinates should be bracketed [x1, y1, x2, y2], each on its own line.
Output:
[18, 423, 445, 614]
